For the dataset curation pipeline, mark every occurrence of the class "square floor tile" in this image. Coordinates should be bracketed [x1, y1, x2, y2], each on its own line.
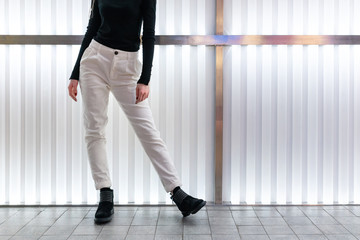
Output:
[232, 211, 257, 218]
[234, 217, 261, 226]
[43, 225, 76, 236]
[207, 211, 232, 218]
[212, 234, 240, 240]
[268, 235, 298, 240]
[184, 225, 211, 234]
[302, 210, 330, 217]
[99, 225, 129, 235]
[61, 210, 89, 218]
[131, 217, 158, 226]
[326, 235, 358, 240]
[229, 206, 254, 211]
[67, 236, 97, 240]
[182, 218, 208, 226]
[52, 217, 83, 226]
[290, 225, 322, 235]
[325, 210, 355, 217]
[125, 235, 154, 240]
[106, 217, 133, 226]
[0, 237, 12, 240]
[38, 236, 69, 240]
[155, 235, 182, 240]
[342, 224, 360, 234]
[26, 217, 58, 226]
[96, 234, 126, 240]
[183, 235, 211, 240]
[239, 235, 270, 240]
[8, 236, 39, 240]
[0, 225, 24, 235]
[210, 225, 238, 235]
[14, 226, 49, 236]
[277, 209, 305, 217]
[128, 225, 156, 235]
[157, 217, 184, 226]
[259, 217, 287, 226]
[297, 235, 327, 240]
[284, 217, 314, 226]
[316, 224, 350, 234]
[209, 217, 235, 226]
[237, 226, 266, 235]
[72, 225, 103, 235]
[308, 216, 339, 225]
[263, 225, 294, 235]
[334, 216, 360, 225]
[253, 207, 277, 211]
[156, 225, 183, 235]
[206, 206, 230, 211]
[255, 211, 282, 218]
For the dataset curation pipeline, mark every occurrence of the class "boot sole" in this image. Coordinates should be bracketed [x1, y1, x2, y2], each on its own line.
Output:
[182, 200, 207, 217]
[94, 208, 114, 224]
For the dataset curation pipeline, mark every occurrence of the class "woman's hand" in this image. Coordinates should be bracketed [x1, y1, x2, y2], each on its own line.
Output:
[136, 83, 149, 104]
[68, 79, 79, 102]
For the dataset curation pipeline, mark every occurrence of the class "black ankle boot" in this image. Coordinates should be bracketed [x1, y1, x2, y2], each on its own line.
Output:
[94, 188, 114, 223]
[170, 187, 206, 217]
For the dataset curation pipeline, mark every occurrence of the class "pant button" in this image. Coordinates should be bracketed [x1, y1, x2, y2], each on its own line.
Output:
[114, 51, 118, 55]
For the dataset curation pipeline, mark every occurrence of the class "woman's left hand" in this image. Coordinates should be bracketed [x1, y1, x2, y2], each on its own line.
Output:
[136, 83, 149, 104]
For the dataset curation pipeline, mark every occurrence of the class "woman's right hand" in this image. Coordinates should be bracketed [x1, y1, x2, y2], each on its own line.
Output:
[68, 79, 79, 102]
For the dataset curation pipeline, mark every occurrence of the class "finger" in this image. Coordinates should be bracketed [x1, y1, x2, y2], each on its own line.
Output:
[140, 92, 145, 102]
[71, 86, 76, 100]
[70, 86, 77, 102]
[136, 85, 140, 100]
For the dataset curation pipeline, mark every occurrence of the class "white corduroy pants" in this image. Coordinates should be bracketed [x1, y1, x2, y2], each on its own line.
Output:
[79, 39, 182, 193]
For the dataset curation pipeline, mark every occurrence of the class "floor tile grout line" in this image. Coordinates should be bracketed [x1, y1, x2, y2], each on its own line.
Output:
[326, 207, 360, 240]
[63, 208, 93, 240]
[298, 205, 330, 239]
[322, 206, 358, 238]
[10, 207, 51, 238]
[152, 207, 160, 240]
[2, 206, 360, 239]
[262, 207, 300, 239]
[232, 206, 273, 238]
[297, 206, 350, 239]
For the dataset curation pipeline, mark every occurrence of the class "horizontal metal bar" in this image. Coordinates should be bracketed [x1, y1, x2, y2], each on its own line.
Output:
[0, 203, 359, 207]
[0, 35, 360, 45]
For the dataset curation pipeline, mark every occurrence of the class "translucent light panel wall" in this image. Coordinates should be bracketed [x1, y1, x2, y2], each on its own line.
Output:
[223, 0, 360, 204]
[0, 0, 216, 204]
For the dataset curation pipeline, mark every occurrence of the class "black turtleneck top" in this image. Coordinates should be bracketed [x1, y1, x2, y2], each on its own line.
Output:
[69, 0, 156, 85]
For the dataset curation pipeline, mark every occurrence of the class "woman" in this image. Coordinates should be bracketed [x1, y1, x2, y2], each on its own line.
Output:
[67, 0, 206, 223]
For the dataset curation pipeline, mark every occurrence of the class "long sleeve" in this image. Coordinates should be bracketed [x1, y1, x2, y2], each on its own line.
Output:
[69, 0, 101, 81]
[137, 0, 156, 85]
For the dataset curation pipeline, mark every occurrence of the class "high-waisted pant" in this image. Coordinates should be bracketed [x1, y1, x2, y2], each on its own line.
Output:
[79, 39, 182, 193]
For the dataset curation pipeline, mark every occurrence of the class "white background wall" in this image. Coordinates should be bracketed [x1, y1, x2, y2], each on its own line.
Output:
[0, 0, 359, 205]
[223, 0, 360, 204]
[0, 0, 216, 204]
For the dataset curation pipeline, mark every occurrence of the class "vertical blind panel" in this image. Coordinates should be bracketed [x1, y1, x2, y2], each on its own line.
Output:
[1, 0, 216, 35]
[223, 45, 360, 204]
[0, 0, 216, 205]
[223, 0, 360, 204]
[156, 0, 215, 35]
[224, 0, 359, 35]
[1, 0, 90, 35]
[0, 44, 215, 205]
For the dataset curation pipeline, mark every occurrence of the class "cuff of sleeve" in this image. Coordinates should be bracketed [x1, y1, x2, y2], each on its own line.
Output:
[137, 75, 150, 85]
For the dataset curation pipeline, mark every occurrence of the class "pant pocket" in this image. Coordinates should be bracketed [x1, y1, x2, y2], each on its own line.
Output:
[80, 47, 96, 64]
[112, 58, 140, 79]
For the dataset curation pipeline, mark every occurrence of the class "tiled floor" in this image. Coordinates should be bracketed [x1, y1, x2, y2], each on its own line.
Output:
[0, 205, 360, 240]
